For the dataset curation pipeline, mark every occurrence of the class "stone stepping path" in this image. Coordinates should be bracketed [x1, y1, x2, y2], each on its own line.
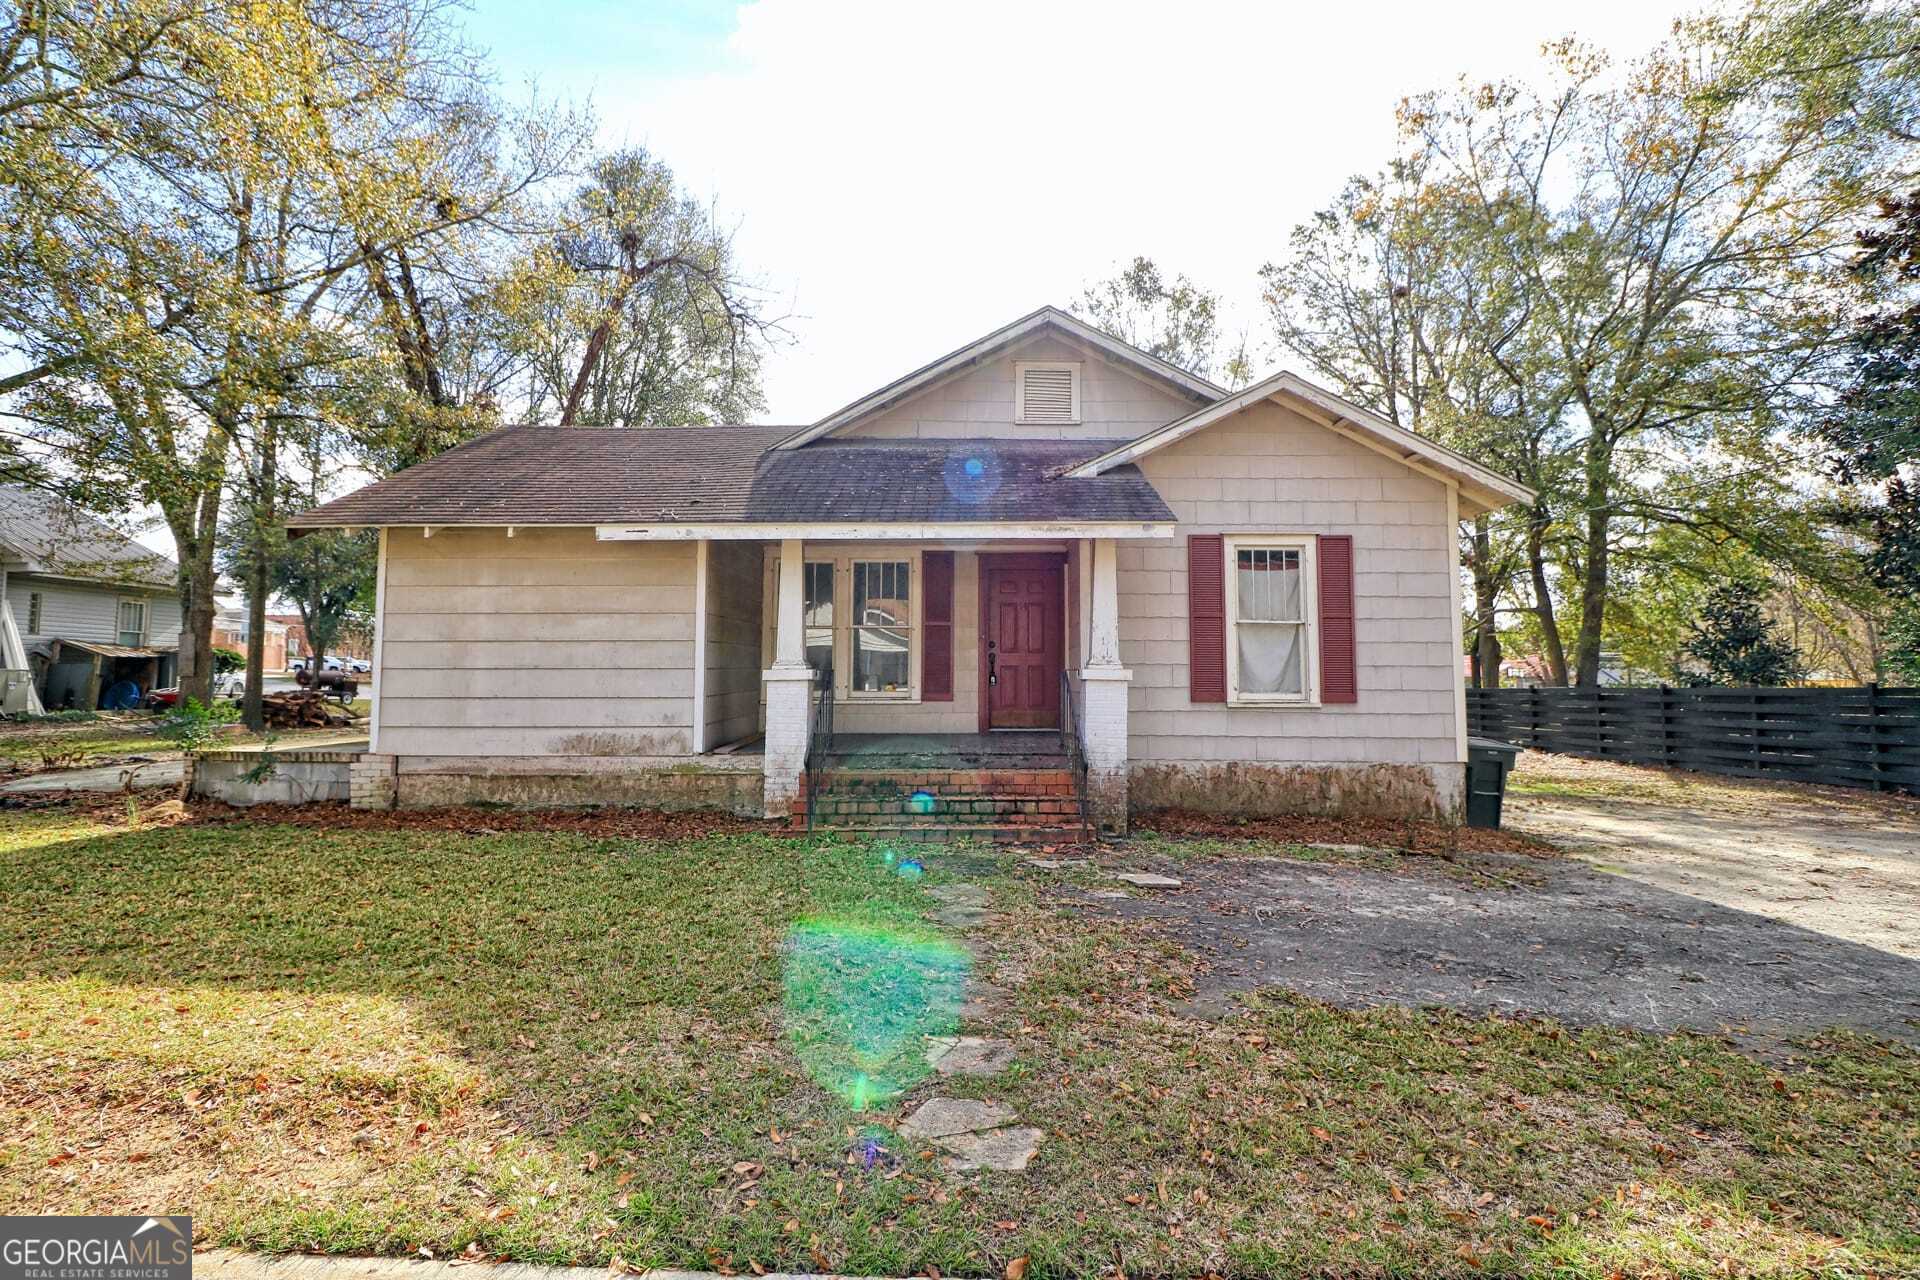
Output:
[925, 1035, 1017, 1077]
[898, 1096, 1044, 1173]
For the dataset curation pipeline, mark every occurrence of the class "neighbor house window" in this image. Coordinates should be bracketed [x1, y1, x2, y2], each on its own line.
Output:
[26, 592, 42, 635]
[1225, 537, 1317, 703]
[851, 560, 911, 696]
[116, 598, 147, 647]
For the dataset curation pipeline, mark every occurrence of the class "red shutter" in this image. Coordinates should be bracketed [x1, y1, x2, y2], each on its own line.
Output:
[1318, 534, 1357, 704]
[1188, 534, 1226, 702]
[923, 551, 954, 701]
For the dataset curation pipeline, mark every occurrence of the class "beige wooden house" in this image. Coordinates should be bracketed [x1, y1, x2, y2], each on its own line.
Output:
[292, 308, 1531, 835]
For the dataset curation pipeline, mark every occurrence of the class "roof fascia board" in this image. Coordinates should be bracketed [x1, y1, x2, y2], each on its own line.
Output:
[1063, 371, 1534, 512]
[775, 307, 1223, 450]
[595, 520, 1174, 541]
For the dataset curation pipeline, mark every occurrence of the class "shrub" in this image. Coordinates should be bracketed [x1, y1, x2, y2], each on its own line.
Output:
[158, 697, 240, 752]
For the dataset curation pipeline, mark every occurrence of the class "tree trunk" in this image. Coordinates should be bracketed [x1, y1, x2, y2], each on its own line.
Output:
[242, 550, 268, 730]
[1525, 505, 1568, 686]
[1472, 517, 1501, 689]
[171, 486, 223, 707]
[1573, 443, 1613, 687]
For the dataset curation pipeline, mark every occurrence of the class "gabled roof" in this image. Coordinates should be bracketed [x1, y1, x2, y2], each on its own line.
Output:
[0, 485, 178, 589]
[1060, 370, 1535, 516]
[774, 305, 1225, 449]
[286, 425, 1173, 530]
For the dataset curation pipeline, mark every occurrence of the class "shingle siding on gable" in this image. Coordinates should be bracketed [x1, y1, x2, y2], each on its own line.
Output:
[1120, 400, 1460, 767]
[376, 527, 698, 757]
[841, 337, 1195, 441]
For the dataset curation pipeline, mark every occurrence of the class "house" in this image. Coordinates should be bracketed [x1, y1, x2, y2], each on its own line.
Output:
[290, 307, 1532, 830]
[271, 613, 371, 666]
[0, 486, 183, 711]
[212, 607, 289, 674]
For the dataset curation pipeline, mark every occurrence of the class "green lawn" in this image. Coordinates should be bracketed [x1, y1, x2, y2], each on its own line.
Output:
[0, 807, 1913, 1278]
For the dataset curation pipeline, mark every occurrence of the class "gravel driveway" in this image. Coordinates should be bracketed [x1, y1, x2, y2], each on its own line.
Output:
[1077, 755, 1920, 1046]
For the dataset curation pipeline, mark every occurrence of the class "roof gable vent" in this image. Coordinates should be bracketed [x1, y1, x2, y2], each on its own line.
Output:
[1015, 362, 1081, 425]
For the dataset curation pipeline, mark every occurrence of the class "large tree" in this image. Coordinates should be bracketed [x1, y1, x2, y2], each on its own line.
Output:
[1266, 1, 1919, 686]
[510, 148, 774, 428]
[1, 0, 577, 706]
[1075, 256, 1251, 387]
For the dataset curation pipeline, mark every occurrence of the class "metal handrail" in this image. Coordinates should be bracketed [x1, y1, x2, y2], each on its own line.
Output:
[802, 665, 833, 833]
[1059, 670, 1093, 842]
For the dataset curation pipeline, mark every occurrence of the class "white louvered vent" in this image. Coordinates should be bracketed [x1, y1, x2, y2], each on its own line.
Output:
[1015, 362, 1081, 424]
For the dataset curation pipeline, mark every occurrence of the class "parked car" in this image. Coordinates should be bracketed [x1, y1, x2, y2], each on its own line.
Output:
[145, 671, 244, 709]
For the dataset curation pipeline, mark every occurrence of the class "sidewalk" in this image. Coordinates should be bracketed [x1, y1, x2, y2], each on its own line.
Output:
[196, 1250, 888, 1280]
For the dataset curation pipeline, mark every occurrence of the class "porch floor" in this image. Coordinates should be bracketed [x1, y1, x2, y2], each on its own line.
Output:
[824, 731, 1068, 770]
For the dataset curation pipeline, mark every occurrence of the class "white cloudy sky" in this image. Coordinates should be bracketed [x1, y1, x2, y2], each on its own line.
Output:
[463, 0, 1691, 424]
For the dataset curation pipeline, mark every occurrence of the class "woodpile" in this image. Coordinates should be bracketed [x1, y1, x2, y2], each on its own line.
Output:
[260, 690, 357, 728]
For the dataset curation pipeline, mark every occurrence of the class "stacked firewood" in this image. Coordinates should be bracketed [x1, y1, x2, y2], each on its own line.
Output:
[260, 690, 357, 728]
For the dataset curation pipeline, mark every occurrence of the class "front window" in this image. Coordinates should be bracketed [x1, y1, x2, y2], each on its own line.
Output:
[851, 560, 911, 696]
[1227, 538, 1316, 703]
[803, 561, 834, 680]
[116, 598, 146, 647]
[766, 551, 921, 701]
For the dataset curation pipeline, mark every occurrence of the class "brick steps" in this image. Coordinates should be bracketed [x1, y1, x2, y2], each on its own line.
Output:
[839, 824, 1086, 844]
[793, 765, 1087, 841]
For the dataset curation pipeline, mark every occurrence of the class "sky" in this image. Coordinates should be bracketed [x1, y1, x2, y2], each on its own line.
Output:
[458, 0, 1693, 425]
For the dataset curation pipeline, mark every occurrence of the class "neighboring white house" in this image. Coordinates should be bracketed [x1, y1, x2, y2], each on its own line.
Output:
[292, 307, 1532, 831]
[0, 486, 183, 711]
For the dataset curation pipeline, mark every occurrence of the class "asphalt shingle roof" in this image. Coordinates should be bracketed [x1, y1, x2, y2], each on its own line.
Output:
[287, 426, 1174, 529]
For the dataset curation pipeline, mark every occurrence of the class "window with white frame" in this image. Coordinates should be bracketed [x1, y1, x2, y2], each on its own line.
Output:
[1014, 361, 1081, 425]
[766, 551, 919, 701]
[26, 592, 42, 635]
[1226, 537, 1317, 703]
[850, 560, 911, 695]
[116, 598, 147, 647]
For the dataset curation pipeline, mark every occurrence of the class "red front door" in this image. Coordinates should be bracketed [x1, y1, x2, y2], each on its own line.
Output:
[983, 557, 1063, 729]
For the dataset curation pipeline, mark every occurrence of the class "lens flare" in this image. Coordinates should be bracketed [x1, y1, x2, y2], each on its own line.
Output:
[907, 789, 937, 815]
[942, 447, 1002, 505]
[896, 858, 924, 880]
[782, 920, 970, 1109]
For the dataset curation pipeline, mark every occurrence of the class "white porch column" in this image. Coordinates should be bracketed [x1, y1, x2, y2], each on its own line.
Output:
[763, 538, 813, 817]
[1080, 536, 1132, 833]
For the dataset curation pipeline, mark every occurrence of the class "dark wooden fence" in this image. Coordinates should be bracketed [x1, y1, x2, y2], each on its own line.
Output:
[1466, 685, 1920, 795]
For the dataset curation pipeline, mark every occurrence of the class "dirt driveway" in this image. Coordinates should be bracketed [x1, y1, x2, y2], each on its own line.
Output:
[1078, 755, 1920, 1046]
[1506, 752, 1920, 960]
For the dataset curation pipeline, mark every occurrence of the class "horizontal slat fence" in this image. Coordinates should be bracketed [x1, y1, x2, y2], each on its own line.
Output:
[1466, 685, 1920, 795]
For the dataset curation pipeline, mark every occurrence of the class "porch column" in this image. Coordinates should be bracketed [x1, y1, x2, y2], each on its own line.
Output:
[763, 538, 812, 817]
[1080, 536, 1132, 833]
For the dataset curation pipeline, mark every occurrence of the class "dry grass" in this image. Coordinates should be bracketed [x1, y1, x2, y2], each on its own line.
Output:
[1, 803, 1914, 1277]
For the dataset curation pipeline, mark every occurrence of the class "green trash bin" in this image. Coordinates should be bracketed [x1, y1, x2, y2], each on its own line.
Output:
[1465, 737, 1522, 829]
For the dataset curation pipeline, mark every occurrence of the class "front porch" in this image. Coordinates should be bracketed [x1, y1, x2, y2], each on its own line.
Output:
[732, 534, 1138, 833]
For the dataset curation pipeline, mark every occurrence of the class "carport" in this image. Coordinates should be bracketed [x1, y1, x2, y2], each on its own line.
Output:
[39, 637, 178, 710]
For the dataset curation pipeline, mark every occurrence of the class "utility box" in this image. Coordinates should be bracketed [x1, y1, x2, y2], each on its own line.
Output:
[1465, 737, 1523, 829]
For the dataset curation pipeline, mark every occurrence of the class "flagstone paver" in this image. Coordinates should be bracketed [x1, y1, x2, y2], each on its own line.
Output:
[925, 1035, 1018, 1076]
[899, 1096, 1018, 1140]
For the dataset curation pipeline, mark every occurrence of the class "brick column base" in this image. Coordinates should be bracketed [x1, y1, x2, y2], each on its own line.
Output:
[1080, 667, 1132, 834]
[762, 667, 813, 819]
[349, 753, 397, 810]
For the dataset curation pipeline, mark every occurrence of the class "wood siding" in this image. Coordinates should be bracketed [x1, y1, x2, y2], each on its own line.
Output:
[840, 336, 1194, 441]
[1124, 400, 1461, 766]
[704, 540, 762, 748]
[378, 527, 697, 756]
[3, 574, 180, 648]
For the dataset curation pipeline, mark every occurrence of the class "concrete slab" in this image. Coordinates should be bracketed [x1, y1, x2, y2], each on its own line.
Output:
[0, 758, 182, 794]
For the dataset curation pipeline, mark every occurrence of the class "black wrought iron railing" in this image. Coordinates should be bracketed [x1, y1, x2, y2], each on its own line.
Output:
[1059, 670, 1093, 842]
[802, 666, 833, 832]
